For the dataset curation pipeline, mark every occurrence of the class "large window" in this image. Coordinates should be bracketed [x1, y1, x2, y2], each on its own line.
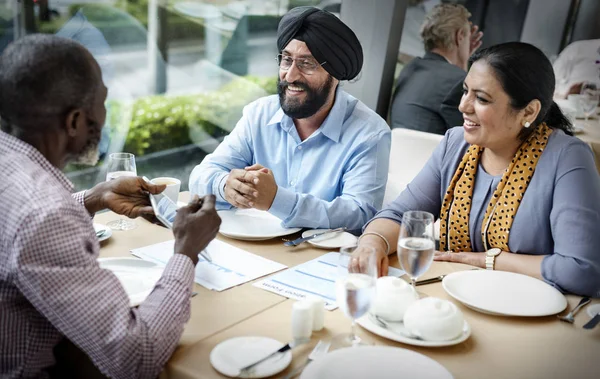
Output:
[1, 0, 331, 191]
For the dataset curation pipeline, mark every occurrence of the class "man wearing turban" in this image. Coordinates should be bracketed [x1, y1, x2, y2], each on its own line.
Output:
[190, 6, 391, 230]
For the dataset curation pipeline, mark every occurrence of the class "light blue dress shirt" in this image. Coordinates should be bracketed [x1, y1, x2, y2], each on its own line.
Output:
[189, 89, 391, 230]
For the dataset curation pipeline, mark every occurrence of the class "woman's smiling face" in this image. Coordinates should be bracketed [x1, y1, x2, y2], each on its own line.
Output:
[459, 60, 523, 151]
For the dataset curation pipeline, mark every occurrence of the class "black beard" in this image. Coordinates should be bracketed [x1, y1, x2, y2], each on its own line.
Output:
[278, 75, 334, 119]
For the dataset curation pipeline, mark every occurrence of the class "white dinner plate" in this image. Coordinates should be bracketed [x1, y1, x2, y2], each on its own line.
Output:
[217, 209, 301, 241]
[210, 336, 292, 378]
[442, 270, 567, 317]
[587, 303, 600, 318]
[94, 223, 112, 243]
[356, 313, 471, 347]
[300, 346, 453, 379]
[302, 229, 358, 249]
[97, 257, 163, 307]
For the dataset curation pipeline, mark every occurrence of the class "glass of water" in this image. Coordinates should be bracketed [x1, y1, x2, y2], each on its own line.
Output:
[397, 211, 435, 297]
[580, 82, 599, 121]
[332, 245, 377, 349]
[105, 153, 137, 231]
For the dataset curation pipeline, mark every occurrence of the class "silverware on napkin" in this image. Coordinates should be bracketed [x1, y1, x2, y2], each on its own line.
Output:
[284, 227, 347, 247]
[238, 342, 292, 375]
[583, 312, 600, 329]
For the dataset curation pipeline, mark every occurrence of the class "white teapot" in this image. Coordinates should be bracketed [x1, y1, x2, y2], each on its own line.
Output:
[372, 277, 418, 322]
[403, 297, 464, 341]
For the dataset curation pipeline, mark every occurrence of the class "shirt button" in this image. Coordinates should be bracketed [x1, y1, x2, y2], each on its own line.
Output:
[290, 181, 295, 186]
[297, 146, 303, 150]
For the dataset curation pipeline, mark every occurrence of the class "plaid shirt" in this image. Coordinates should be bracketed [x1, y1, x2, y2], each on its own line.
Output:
[0, 131, 195, 379]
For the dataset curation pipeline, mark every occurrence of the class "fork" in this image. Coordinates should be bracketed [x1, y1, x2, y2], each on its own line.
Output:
[557, 297, 591, 323]
[283, 340, 330, 379]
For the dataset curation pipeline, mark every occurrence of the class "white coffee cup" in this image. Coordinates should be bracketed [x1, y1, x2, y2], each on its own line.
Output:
[403, 297, 464, 341]
[372, 276, 417, 322]
[151, 177, 181, 204]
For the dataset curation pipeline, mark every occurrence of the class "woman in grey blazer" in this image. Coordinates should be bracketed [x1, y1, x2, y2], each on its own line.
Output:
[354, 42, 600, 298]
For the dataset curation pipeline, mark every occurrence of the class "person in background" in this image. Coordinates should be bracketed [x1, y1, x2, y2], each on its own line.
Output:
[189, 6, 391, 231]
[390, 3, 483, 135]
[0, 35, 221, 378]
[353, 42, 600, 298]
[553, 38, 600, 98]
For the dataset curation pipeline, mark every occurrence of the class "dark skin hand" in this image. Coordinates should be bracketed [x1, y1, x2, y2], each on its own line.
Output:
[173, 195, 221, 265]
[84, 176, 166, 217]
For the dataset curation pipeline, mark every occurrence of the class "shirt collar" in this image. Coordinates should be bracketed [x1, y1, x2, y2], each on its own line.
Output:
[267, 87, 347, 143]
[0, 130, 74, 192]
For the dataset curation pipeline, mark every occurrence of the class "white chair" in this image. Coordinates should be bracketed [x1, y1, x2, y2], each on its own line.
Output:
[384, 128, 443, 206]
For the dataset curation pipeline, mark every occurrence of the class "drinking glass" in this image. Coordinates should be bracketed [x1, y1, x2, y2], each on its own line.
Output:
[397, 211, 435, 298]
[105, 153, 137, 231]
[331, 245, 377, 349]
[580, 82, 599, 121]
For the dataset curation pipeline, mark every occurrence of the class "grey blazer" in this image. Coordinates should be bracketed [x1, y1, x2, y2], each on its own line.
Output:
[390, 52, 465, 135]
[370, 127, 600, 297]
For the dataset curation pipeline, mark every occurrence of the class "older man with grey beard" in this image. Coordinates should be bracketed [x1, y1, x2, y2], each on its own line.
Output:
[0, 35, 221, 378]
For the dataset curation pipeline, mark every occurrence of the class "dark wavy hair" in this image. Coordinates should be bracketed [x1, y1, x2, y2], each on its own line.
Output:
[469, 42, 573, 141]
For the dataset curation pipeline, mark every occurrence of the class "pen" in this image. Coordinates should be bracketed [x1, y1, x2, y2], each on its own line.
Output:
[200, 250, 213, 263]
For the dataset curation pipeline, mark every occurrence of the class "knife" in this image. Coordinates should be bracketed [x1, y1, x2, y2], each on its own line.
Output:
[583, 312, 600, 330]
[238, 342, 292, 374]
[284, 227, 347, 247]
[415, 275, 446, 286]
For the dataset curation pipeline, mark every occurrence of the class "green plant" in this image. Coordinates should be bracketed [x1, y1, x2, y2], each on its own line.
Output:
[111, 75, 278, 157]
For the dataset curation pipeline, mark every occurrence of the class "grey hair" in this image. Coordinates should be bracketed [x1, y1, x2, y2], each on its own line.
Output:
[0, 34, 98, 133]
[420, 4, 471, 52]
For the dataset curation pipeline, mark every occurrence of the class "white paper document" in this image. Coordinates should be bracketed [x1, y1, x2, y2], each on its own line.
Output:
[131, 239, 287, 291]
[253, 252, 405, 310]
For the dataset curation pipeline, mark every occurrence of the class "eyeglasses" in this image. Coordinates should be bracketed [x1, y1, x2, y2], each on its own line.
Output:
[276, 54, 327, 75]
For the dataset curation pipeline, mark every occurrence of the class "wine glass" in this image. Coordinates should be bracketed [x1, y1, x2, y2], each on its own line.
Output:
[332, 245, 377, 349]
[105, 153, 137, 231]
[397, 211, 435, 298]
[580, 82, 599, 121]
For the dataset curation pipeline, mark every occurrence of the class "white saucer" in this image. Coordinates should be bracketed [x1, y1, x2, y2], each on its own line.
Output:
[356, 313, 471, 347]
[300, 346, 453, 379]
[98, 257, 163, 307]
[302, 229, 358, 249]
[94, 223, 112, 243]
[210, 336, 292, 378]
[587, 303, 600, 318]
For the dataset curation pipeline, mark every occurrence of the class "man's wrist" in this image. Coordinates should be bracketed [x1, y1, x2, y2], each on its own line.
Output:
[83, 182, 108, 214]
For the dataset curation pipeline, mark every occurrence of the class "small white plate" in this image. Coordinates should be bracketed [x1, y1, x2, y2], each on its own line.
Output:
[98, 257, 163, 307]
[587, 303, 600, 318]
[302, 229, 358, 249]
[356, 313, 471, 347]
[442, 270, 567, 317]
[217, 209, 301, 241]
[94, 223, 112, 243]
[300, 346, 453, 379]
[210, 336, 292, 378]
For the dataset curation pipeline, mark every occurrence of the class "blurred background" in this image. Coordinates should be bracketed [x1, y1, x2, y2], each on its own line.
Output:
[1, 0, 598, 191]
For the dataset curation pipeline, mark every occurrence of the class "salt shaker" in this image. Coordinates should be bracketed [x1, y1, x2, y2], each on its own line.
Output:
[306, 297, 325, 331]
[291, 300, 313, 344]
